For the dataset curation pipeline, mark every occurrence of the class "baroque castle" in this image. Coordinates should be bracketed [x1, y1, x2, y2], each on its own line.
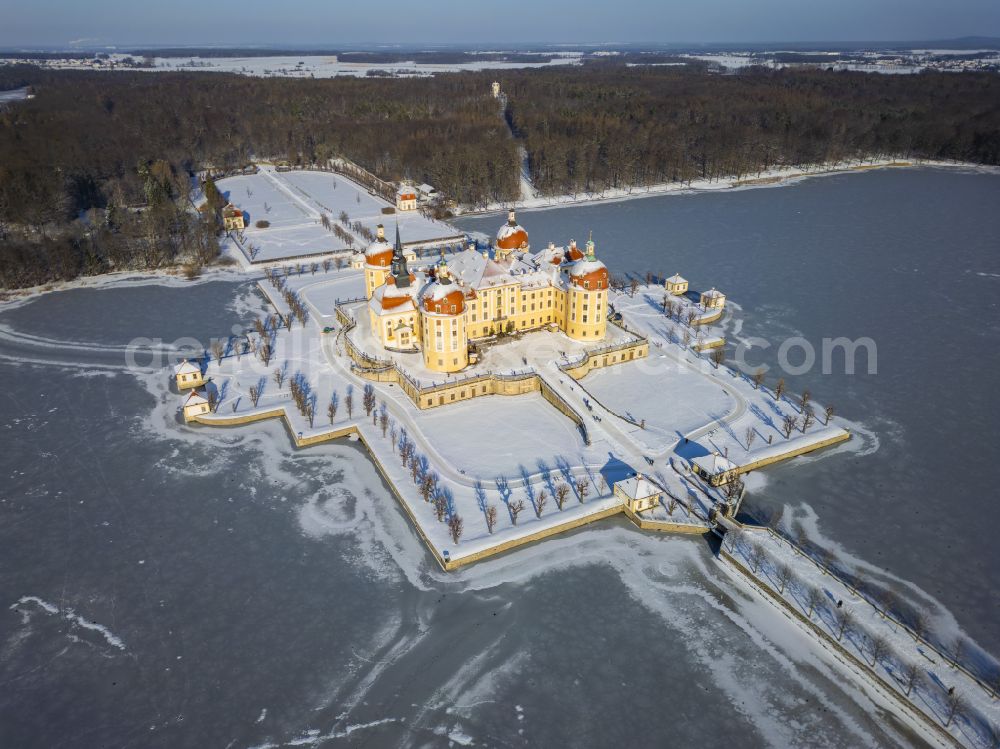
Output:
[361, 210, 609, 373]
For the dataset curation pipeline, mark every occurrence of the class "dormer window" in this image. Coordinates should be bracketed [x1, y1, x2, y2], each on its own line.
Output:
[584, 280, 590, 290]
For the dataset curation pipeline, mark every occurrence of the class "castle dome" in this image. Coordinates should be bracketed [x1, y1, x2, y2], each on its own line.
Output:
[365, 224, 393, 266]
[421, 271, 465, 315]
[495, 209, 529, 251]
[568, 238, 609, 288]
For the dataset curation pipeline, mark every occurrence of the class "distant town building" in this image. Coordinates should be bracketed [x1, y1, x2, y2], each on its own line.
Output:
[691, 453, 739, 486]
[396, 184, 417, 212]
[174, 359, 205, 390]
[700, 287, 726, 310]
[365, 211, 610, 373]
[222, 203, 245, 232]
[664, 273, 689, 296]
[614, 474, 664, 513]
[182, 389, 211, 422]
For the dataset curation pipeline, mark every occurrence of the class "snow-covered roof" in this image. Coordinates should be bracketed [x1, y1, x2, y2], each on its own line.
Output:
[370, 275, 422, 314]
[615, 474, 662, 500]
[183, 390, 208, 407]
[701, 288, 725, 298]
[665, 273, 687, 284]
[174, 359, 200, 376]
[365, 238, 393, 258]
[692, 453, 737, 475]
[569, 258, 607, 277]
[417, 183, 436, 194]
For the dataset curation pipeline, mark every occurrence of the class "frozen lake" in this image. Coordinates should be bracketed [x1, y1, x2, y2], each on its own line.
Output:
[1, 167, 996, 747]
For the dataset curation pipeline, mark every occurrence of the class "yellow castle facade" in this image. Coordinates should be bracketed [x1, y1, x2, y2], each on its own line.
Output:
[364, 210, 609, 373]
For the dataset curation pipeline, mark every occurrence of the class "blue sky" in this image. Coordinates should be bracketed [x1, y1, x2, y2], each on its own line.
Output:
[2, 0, 999, 48]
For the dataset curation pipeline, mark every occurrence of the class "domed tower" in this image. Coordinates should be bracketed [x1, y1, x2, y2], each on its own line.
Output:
[420, 258, 469, 374]
[565, 235, 609, 341]
[364, 224, 393, 299]
[494, 209, 529, 261]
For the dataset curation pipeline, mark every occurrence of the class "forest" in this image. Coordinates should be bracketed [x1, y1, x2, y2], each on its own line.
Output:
[0, 63, 998, 288]
[501, 66, 1000, 195]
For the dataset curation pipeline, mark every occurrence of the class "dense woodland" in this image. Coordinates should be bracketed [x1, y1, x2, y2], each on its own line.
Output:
[0, 63, 998, 288]
[502, 66, 1000, 195]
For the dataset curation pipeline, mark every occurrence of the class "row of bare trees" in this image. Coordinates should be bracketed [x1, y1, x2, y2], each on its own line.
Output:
[726, 526, 998, 736]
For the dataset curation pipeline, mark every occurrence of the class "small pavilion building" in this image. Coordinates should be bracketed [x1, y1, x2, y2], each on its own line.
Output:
[222, 203, 245, 232]
[700, 288, 726, 310]
[691, 453, 739, 486]
[664, 273, 689, 296]
[174, 359, 205, 390]
[396, 184, 417, 212]
[182, 390, 211, 422]
[614, 474, 664, 513]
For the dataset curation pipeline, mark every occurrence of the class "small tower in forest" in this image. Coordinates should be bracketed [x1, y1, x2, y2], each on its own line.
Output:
[491, 81, 501, 98]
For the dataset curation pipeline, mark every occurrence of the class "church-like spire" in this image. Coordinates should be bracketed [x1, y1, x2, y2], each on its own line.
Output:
[391, 225, 411, 288]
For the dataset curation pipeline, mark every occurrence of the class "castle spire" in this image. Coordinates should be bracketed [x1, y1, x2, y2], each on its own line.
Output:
[391, 225, 410, 288]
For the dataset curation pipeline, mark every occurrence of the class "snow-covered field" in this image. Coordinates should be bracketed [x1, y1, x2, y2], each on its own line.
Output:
[583, 356, 735, 449]
[149, 53, 584, 78]
[217, 168, 463, 264]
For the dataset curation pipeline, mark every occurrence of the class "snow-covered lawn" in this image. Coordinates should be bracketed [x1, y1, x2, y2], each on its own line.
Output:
[411, 392, 586, 480]
[582, 355, 735, 451]
[217, 169, 464, 264]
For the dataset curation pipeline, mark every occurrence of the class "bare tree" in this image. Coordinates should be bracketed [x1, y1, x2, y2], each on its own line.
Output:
[575, 479, 589, 503]
[322, 258, 332, 273]
[249, 384, 261, 407]
[509, 499, 525, 525]
[629, 278, 639, 297]
[745, 426, 757, 451]
[801, 406, 815, 432]
[535, 489, 548, 517]
[711, 347, 725, 369]
[901, 661, 923, 697]
[834, 608, 854, 641]
[686, 308, 697, 327]
[448, 514, 464, 544]
[306, 402, 315, 428]
[207, 390, 218, 413]
[211, 339, 225, 365]
[258, 342, 272, 367]
[944, 691, 968, 727]
[910, 611, 929, 643]
[806, 586, 825, 619]
[485, 504, 498, 534]
[800, 389, 811, 412]
[389, 424, 397, 452]
[867, 634, 890, 667]
[775, 563, 794, 594]
[273, 368, 285, 390]
[824, 404, 835, 424]
[362, 383, 376, 417]
[379, 405, 389, 437]
[774, 378, 786, 402]
[951, 637, 968, 668]
[345, 389, 354, 419]
[781, 413, 798, 439]
[747, 542, 765, 573]
[555, 483, 570, 510]
[752, 368, 765, 390]
[433, 494, 448, 522]
[420, 473, 436, 502]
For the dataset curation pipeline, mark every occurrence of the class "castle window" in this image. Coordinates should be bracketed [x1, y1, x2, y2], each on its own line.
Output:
[584, 281, 590, 289]
[450, 305, 456, 313]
